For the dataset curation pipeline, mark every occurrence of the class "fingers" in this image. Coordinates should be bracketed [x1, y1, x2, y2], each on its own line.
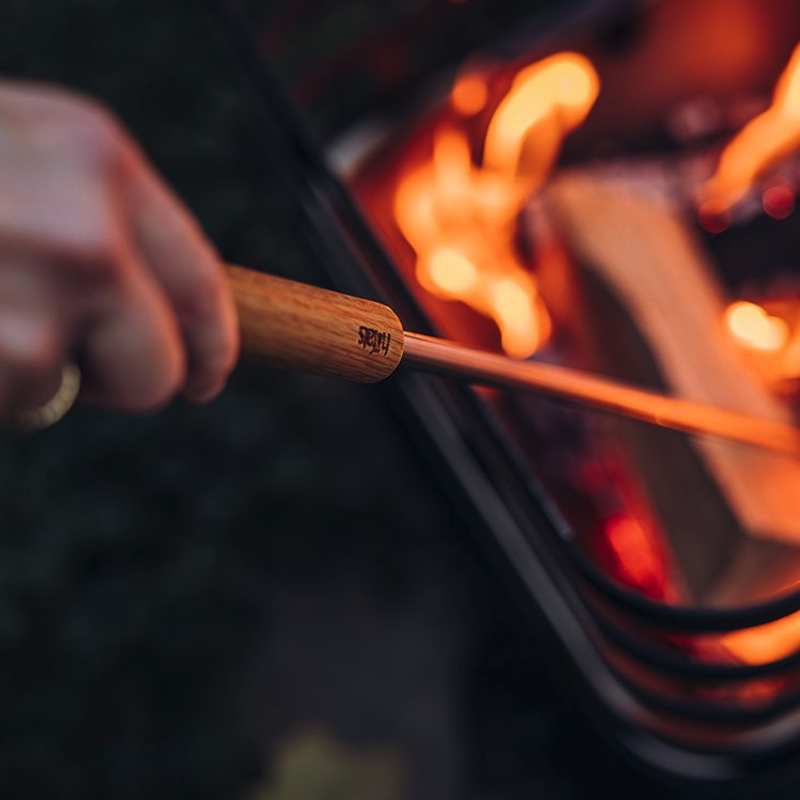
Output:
[78, 252, 187, 413]
[0, 308, 63, 412]
[124, 160, 239, 404]
[0, 81, 239, 416]
[0, 263, 65, 414]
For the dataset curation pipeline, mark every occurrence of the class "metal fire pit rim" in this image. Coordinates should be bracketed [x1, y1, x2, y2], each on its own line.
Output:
[568, 543, 800, 633]
[588, 600, 800, 682]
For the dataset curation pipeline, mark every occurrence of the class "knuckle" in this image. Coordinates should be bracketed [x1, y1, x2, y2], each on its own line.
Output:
[58, 100, 129, 175]
[41, 229, 123, 284]
[2, 82, 131, 176]
[56, 226, 121, 275]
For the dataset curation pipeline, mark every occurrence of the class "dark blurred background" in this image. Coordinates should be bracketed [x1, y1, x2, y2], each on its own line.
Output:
[0, 2, 735, 799]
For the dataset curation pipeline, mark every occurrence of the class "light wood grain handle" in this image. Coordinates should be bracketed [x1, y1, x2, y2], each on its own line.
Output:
[226, 266, 404, 383]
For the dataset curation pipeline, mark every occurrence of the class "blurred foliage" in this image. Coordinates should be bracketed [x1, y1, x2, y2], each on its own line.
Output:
[252, 728, 404, 800]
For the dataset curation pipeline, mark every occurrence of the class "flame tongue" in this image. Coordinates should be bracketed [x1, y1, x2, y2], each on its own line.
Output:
[484, 53, 599, 180]
[394, 52, 599, 359]
[703, 40, 800, 212]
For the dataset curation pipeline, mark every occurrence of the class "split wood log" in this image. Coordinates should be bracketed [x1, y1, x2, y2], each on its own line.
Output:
[543, 172, 800, 605]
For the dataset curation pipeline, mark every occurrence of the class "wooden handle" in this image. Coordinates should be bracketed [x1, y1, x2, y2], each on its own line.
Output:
[226, 266, 404, 383]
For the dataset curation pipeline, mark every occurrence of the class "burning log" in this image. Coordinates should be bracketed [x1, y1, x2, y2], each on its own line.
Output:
[542, 171, 800, 606]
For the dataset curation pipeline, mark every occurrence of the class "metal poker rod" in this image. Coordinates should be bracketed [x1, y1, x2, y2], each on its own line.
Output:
[402, 332, 800, 456]
[224, 266, 800, 458]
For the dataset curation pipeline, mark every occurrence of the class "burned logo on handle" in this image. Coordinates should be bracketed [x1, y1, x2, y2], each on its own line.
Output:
[357, 326, 392, 357]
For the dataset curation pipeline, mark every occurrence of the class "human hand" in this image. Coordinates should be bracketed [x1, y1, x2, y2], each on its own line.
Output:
[0, 79, 239, 417]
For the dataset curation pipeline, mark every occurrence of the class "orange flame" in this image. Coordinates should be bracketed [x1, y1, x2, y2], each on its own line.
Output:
[484, 53, 599, 179]
[452, 73, 488, 116]
[722, 299, 800, 381]
[394, 53, 599, 358]
[721, 607, 800, 665]
[724, 301, 789, 352]
[703, 40, 800, 212]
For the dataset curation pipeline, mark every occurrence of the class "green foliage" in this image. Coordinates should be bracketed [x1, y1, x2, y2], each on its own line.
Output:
[253, 728, 404, 800]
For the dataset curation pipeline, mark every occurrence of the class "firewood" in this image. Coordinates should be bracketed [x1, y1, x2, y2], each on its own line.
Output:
[542, 171, 800, 605]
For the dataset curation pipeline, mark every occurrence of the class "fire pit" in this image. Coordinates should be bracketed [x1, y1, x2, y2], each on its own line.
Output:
[219, 0, 800, 784]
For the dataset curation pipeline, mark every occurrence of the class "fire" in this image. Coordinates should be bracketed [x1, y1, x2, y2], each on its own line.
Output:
[604, 514, 669, 599]
[427, 248, 478, 293]
[394, 53, 599, 358]
[721, 299, 800, 380]
[484, 54, 599, 178]
[452, 73, 487, 116]
[702, 40, 800, 212]
[724, 301, 789, 352]
[721, 607, 800, 665]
